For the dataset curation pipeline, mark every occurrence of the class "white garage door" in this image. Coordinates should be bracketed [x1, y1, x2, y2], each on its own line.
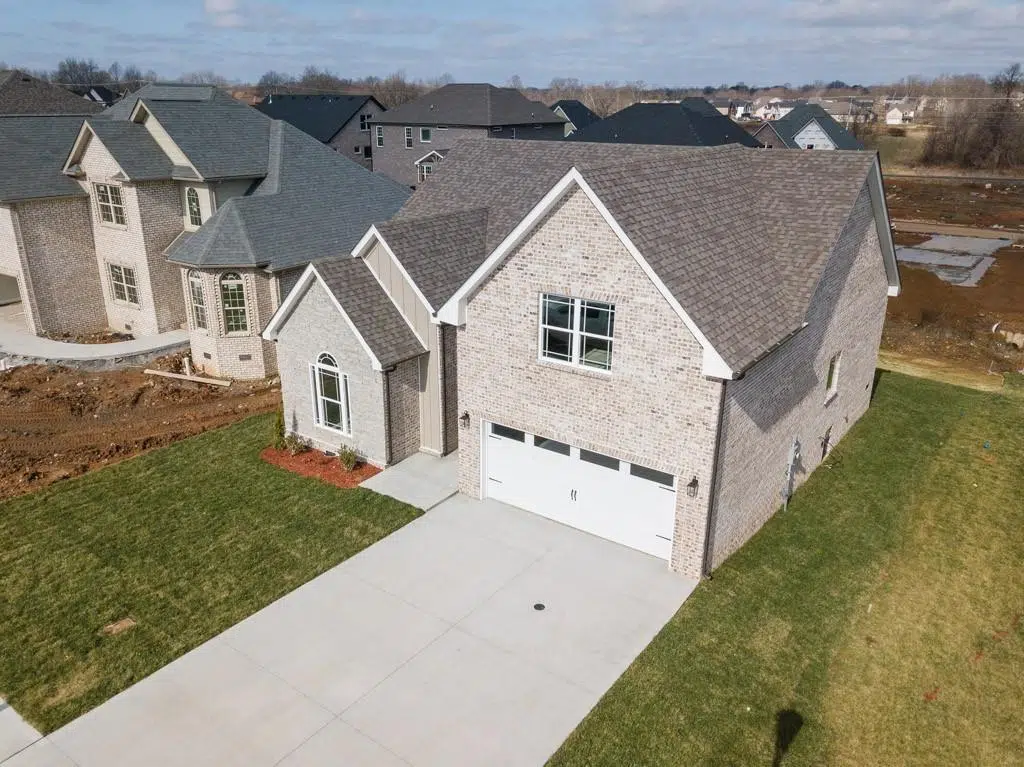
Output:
[483, 422, 677, 560]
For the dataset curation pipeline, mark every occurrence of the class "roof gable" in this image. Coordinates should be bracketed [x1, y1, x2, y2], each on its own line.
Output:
[375, 83, 565, 127]
[255, 94, 379, 143]
[0, 70, 103, 116]
[0, 115, 89, 202]
[551, 99, 600, 132]
[769, 104, 864, 150]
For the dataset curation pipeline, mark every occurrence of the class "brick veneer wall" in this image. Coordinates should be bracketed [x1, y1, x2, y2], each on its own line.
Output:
[183, 267, 279, 380]
[456, 186, 723, 577]
[709, 182, 888, 568]
[274, 278, 388, 464]
[385, 356, 422, 464]
[441, 323, 459, 454]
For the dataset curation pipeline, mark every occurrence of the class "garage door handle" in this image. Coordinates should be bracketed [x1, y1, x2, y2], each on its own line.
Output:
[570, 489, 577, 501]
[488, 477, 502, 484]
[656, 535, 671, 541]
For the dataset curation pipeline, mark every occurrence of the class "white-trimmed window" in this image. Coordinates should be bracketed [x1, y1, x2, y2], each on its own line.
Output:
[539, 293, 615, 371]
[375, 125, 384, 147]
[94, 183, 127, 226]
[188, 270, 208, 330]
[404, 127, 413, 149]
[825, 352, 841, 400]
[185, 187, 202, 228]
[108, 263, 139, 305]
[219, 272, 248, 333]
[359, 113, 372, 131]
[353, 145, 363, 156]
[417, 163, 433, 183]
[420, 127, 432, 143]
[310, 353, 351, 434]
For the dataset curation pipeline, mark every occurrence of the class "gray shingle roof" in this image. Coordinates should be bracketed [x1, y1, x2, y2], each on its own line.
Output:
[766, 104, 865, 150]
[85, 120, 174, 180]
[0, 70, 103, 116]
[374, 84, 565, 127]
[166, 121, 410, 272]
[377, 140, 881, 372]
[552, 99, 600, 132]
[255, 94, 380, 143]
[0, 115, 88, 202]
[314, 257, 425, 368]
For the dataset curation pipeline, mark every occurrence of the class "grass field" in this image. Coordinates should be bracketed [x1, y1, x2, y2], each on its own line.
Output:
[549, 373, 1024, 766]
[0, 414, 419, 733]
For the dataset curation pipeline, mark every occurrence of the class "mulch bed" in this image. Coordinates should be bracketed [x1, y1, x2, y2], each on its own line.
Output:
[260, 447, 380, 489]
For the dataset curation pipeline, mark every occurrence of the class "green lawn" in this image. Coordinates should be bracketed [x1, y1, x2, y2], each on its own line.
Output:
[550, 373, 1024, 766]
[0, 414, 419, 733]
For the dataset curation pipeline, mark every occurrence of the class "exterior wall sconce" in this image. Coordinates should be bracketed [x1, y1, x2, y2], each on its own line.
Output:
[460, 411, 470, 429]
[686, 476, 699, 498]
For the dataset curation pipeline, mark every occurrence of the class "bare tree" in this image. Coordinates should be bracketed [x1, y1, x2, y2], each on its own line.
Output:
[507, 74, 524, 91]
[258, 70, 294, 92]
[584, 82, 619, 117]
[54, 58, 109, 85]
[179, 70, 228, 85]
[991, 62, 1022, 99]
[373, 71, 424, 108]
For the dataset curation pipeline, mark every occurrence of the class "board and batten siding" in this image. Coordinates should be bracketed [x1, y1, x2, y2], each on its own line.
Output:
[361, 242, 446, 455]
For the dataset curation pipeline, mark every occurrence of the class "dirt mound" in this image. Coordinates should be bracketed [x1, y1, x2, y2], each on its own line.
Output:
[885, 179, 1024, 229]
[0, 356, 280, 500]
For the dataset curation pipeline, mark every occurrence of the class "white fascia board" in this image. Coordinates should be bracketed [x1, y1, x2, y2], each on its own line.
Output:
[61, 121, 95, 175]
[870, 158, 901, 297]
[437, 167, 736, 379]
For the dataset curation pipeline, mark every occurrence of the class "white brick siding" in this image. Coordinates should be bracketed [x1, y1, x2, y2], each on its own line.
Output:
[456, 186, 723, 577]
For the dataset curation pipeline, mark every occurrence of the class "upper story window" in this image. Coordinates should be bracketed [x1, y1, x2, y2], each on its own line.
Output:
[108, 263, 139, 305]
[404, 127, 413, 149]
[539, 293, 615, 371]
[417, 163, 433, 183]
[311, 352, 352, 434]
[219, 272, 248, 334]
[375, 125, 384, 147]
[359, 113, 372, 131]
[185, 187, 202, 228]
[188, 269, 208, 330]
[94, 183, 127, 227]
[420, 127, 432, 143]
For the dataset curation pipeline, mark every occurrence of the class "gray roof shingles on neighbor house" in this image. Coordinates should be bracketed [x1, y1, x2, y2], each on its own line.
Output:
[314, 257, 425, 368]
[167, 121, 410, 272]
[0, 70, 104, 116]
[0, 115, 91, 202]
[374, 83, 565, 127]
[377, 139, 882, 372]
[255, 94, 382, 143]
[762, 103, 865, 150]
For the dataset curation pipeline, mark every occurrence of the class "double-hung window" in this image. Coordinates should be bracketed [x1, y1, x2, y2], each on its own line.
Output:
[108, 264, 139, 305]
[95, 183, 127, 226]
[188, 270, 208, 330]
[375, 125, 384, 147]
[539, 293, 615, 371]
[220, 272, 248, 333]
[420, 127, 432, 143]
[185, 187, 202, 228]
[404, 127, 413, 149]
[311, 353, 352, 434]
[359, 113, 372, 131]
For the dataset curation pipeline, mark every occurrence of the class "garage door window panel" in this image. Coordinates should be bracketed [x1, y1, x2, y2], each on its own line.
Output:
[491, 423, 525, 441]
[579, 449, 620, 471]
[535, 437, 570, 456]
[630, 464, 675, 487]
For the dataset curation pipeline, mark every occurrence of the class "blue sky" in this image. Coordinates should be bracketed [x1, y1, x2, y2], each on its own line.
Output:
[0, 0, 1021, 87]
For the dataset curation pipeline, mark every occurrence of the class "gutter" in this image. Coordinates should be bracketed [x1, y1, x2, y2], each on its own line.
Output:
[700, 380, 729, 578]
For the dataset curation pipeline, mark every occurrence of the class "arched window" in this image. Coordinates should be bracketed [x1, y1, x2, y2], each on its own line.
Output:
[219, 273, 248, 333]
[185, 188, 202, 227]
[188, 270, 207, 330]
[311, 353, 351, 434]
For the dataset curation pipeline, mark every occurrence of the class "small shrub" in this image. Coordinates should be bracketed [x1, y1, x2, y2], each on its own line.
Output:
[338, 447, 359, 472]
[272, 408, 286, 450]
[283, 434, 310, 456]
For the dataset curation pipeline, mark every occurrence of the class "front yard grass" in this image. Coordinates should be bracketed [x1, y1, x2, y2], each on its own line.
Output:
[0, 413, 419, 733]
[550, 372, 1024, 766]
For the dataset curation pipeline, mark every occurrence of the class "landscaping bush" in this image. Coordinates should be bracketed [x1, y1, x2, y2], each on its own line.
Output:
[272, 408, 286, 450]
[282, 434, 309, 456]
[338, 447, 359, 471]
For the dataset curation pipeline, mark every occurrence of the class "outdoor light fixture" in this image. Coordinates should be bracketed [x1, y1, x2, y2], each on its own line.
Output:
[460, 411, 470, 428]
[686, 476, 699, 498]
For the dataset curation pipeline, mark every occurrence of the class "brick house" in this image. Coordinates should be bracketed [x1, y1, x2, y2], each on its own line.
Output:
[264, 140, 899, 578]
[0, 83, 408, 378]
[255, 94, 386, 170]
[369, 83, 566, 187]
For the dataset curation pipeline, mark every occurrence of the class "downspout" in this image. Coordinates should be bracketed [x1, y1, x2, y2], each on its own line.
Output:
[700, 380, 729, 578]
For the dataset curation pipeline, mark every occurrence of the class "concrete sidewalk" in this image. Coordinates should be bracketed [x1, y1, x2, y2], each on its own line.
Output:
[360, 451, 459, 510]
[7, 495, 696, 767]
[0, 700, 41, 764]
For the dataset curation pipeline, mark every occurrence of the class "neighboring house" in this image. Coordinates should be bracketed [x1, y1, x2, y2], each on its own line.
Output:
[730, 100, 753, 120]
[568, 97, 762, 147]
[551, 99, 600, 137]
[264, 139, 899, 580]
[69, 85, 119, 108]
[810, 98, 872, 127]
[886, 100, 916, 125]
[255, 94, 385, 170]
[0, 70, 104, 115]
[0, 83, 408, 380]
[369, 83, 566, 187]
[753, 99, 805, 121]
[753, 104, 865, 150]
[708, 97, 732, 115]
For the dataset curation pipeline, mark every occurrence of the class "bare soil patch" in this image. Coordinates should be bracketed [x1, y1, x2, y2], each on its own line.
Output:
[0, 354, 280, 500]
[893, 231, 931, 247]
[260, 447, 380, 489]
[41, 330, 134, 345]
[885, 178, 1024, 229]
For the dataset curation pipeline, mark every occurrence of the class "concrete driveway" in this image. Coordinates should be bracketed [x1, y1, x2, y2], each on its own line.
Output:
[7, 492, 695, 766]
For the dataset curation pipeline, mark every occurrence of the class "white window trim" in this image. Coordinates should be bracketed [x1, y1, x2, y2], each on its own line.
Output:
[537, 293, 614, 373]
[219, 273, 249, 336]
[185, 187, 203, 229]
[418, 163, 433, 183]
[188, 270, 208, 332]
[825, 351, 842, 403]
[94, 183, 128, 228]
[419, 127, 432, 143]
[375, 125, 384, 147]
[404, 127, 413, 149]
[309, 355, 352, 436]
[359, 113, 372, 132]
[107, 263, 140, 307]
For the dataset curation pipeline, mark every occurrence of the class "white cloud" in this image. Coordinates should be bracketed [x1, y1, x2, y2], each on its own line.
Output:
[204, 0, 244, 28]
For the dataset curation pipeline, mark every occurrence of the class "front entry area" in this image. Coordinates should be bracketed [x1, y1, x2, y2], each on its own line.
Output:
[483, 422, 677, 559]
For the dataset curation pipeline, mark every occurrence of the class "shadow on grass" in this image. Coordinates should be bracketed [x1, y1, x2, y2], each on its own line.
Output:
[772, 709, 804, 767]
